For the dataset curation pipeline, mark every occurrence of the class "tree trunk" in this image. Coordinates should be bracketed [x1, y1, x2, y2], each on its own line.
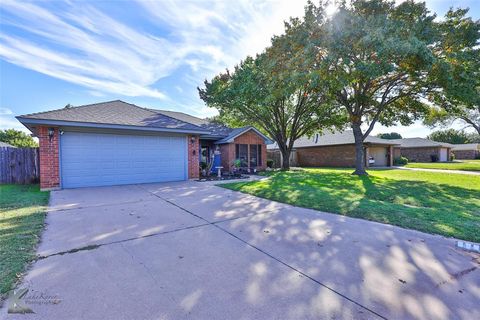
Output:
[279, 147, 291, 170]
[352, 124, 367, 175]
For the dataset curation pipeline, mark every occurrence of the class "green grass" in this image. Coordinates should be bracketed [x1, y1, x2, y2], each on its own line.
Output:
[221, 168, 480, 242]
[405, 159, 480, 172]
[0, 185, 49, 296]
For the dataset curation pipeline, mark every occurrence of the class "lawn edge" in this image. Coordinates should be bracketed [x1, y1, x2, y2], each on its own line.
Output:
[0, 188, 50, 305]
[218, 181, 479, 243]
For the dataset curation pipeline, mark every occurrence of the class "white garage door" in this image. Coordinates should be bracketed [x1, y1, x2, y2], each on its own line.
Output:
[439, 148, 448, 162]
[60, 132, 187, 188]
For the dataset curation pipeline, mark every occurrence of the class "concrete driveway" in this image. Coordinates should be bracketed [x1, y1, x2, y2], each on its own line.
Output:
[2, 181, 479, 320]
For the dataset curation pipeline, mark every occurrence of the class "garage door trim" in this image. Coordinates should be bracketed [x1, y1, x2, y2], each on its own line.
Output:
[59, 130, 188, 188]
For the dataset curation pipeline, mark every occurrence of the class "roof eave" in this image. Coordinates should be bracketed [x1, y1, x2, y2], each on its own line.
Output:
[16, 117, 211, 135]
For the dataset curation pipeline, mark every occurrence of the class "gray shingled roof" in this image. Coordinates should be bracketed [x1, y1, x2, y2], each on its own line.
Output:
[18, 100, 206, 132]
[449, 143, 479, 151]
[267, 130, 399, 150]
[155, 110, 233, 137]
[391, 138, 453, 148]
[0, 141, 16, 148]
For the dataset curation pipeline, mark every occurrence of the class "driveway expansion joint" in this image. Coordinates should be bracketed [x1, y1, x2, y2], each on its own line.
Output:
[36, 223, 212, 260]
[139, 185, 388, 320]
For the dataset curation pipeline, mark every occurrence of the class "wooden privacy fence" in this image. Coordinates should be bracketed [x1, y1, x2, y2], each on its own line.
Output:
[0, 147, 39, 184]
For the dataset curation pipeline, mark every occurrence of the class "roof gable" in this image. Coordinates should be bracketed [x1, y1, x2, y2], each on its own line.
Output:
[215, 126, 273, 144]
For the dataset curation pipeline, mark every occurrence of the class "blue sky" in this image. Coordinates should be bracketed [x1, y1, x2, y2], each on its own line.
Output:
[0, 0, 478, 137]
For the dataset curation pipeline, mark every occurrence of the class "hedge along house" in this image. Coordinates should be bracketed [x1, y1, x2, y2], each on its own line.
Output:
[17, 100, 271, 190]
[451, 143, 480, 160]
[267, 131, 399, 168]
[391, 138, 453, 162]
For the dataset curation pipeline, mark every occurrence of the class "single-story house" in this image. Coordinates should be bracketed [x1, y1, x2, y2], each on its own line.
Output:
[451, 143, 480, 159]
[391, 138, 452, 162]
[267, 131, 399, 168]
[17, 100, 271, 190]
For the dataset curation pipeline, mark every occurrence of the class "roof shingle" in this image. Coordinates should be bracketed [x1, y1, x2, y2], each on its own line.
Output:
[18, 100, 206, 132]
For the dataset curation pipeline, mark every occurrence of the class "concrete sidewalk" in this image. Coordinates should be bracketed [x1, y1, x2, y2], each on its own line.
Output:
[2, 181, 479, 320]
[395, 166, 480, 175]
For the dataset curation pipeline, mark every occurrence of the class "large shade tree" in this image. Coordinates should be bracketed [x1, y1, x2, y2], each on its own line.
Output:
[427, 129, 471, 144]
[300, 0, 442, 175]
[198, 19, 343, 170]
[424, 9, 480, 135]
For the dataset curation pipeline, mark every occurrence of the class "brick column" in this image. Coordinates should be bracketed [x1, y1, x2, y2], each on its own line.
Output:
[389, 145, 394, 166]
[187, 135, 200, 179]
[365, 146, 370, 168]
[38, 126, 60, 190]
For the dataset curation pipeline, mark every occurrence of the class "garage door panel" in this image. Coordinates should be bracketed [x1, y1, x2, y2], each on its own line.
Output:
[60, 132, 187, 188]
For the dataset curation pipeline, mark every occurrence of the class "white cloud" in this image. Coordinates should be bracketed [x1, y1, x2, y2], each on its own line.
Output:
[0, 107, 30, 132]
[0, 0, 308, 112]
[0, 107, 13, 115]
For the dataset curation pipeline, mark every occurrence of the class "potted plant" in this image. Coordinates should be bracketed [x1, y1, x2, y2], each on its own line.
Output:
[232, 159, 242, 177]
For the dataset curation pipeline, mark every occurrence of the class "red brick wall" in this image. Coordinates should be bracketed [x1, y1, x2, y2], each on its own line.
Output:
[219, 144, 235, 171]
[187, 135, 200, 179]
[297, 145, 357, 167]
[452, 149, 479, 160]
[38, 126, 60, 190]
[396, 147, 441, 162]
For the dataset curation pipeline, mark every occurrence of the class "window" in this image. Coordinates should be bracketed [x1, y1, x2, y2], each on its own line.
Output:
[249, 144, 262, 167]
[250, 144, 258, 167]
[258, 144, 262, 166]
[235, 144, 248, 167]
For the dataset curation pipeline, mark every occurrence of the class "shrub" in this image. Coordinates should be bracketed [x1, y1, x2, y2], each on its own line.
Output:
[431, 154, 439, 162]
[393, 156, 408, 166]
[450, 152, 455, 161]
[267, 159, 274, 168]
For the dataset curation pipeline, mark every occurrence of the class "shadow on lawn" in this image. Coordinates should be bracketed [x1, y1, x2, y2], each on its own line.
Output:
[227, 170, 480, 242]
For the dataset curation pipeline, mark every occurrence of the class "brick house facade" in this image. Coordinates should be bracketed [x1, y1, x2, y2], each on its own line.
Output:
[393, 146, 451, 162]
[187, 135, 200, 179]
[451, 144, 480, 159]
[217, 130, 267, 172]
[452, 149, 479, 159]
[285, 144, 393, 168]
[38, 126, 60, 190]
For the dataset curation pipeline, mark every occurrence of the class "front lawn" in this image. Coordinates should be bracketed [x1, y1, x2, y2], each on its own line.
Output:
[405, 159, 480, 172]
[221, 168, 480, 242]
[0, 185, 49, 297]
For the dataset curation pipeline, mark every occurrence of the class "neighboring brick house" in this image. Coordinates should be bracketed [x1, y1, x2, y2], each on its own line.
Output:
[451, 143, 480, 159]
[16, 100, 271, 190]
[391, 138, 452, 162]
[267, 131, 399, 168]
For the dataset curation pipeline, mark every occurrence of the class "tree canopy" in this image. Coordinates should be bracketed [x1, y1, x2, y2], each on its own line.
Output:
[0, 129, 38, 148]
[427, 129, 471, 144]
[198, 19, 344, 169]
[300, 0, 441, 174]
[425, 8, 480, 135]
[377, 132, 402, 140]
